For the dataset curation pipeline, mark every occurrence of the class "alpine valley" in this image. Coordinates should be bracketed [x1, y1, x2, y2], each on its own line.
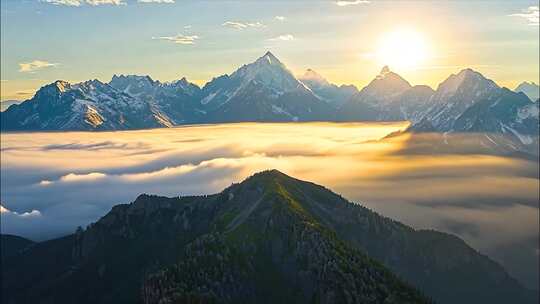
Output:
[2, 170, 537, 304]
[2, 52, 538, 156]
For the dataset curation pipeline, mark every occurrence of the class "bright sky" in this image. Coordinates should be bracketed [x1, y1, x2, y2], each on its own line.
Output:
[1, 0, 539, 101]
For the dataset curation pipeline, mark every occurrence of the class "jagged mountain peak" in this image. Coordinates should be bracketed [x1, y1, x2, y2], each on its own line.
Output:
[33, 80, 72, 100]
[380, 65, 391, 75]
[299, 68, 330, 87]
[518, 81, 538, 86]
[375, 66, 406, 82]
[237, 51, 289, 74]
[227, 52, 304, 94]
[436, 68, 499, 95]
[359, 66, 412, 99]
[198, 51, 315, 110]
[301, 68, 323, 79]
[79, 78, 106, 87]
[52, 80, 71, 92]
[37, 80, 71, 93]
[72, 79, 118, 95]
[257, 51, 280, 64]
[171, 76, 196, 88]
[111, 74, 155, 84]
[109, 74, 156, 88]
[455, 68, 490, 82]
[515, 81, 539, 101]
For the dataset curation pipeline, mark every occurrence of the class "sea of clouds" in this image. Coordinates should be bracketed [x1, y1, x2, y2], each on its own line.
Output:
[1, 122, 538, 288]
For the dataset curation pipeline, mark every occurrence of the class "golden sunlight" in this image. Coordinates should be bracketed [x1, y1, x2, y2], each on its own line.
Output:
[376, 29, 429, 70]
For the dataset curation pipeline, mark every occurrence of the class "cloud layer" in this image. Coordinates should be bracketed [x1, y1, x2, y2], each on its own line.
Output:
[1, 122, 538, 288]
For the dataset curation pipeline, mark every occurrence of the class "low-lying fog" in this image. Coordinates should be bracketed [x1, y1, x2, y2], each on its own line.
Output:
[1, 122, 538, 289]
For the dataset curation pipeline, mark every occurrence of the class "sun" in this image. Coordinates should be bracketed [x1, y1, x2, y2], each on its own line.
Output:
[376, 29, 428, 70]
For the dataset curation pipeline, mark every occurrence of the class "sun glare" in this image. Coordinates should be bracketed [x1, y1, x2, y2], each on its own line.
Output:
[376, 29, 428, 70]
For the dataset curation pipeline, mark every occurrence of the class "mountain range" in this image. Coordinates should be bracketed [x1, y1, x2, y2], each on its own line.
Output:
[1, 51, 538, 152]
[515, 81, 539, 102]
[1, 170, 536, 304]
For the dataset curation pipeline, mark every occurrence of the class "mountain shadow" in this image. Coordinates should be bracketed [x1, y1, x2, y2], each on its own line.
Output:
[2, 170, 536, 304]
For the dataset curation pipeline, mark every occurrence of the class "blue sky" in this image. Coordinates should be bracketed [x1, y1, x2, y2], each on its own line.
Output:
[1, 0, 539, 101]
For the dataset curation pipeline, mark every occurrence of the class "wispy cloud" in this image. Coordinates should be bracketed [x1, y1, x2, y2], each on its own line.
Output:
[509, 6, 539, 26]
[19, 60, 58, 73]
[138, 0, 175, 3]
[42, 0, 125, 6]
[335, 0, 370, 6]
[268, 34, 295, 41]
[42, 0, 81, 6]
[152, 34, 199, 45]
[222, 21, 264, 30]
[275, 16, 285, 21]
[86, 0, 125, 5]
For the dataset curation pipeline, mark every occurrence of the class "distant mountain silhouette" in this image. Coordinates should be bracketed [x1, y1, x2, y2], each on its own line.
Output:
[515, 81, 539, 101]
[298, 68, 359, 107]
[0, 100, 21, 112]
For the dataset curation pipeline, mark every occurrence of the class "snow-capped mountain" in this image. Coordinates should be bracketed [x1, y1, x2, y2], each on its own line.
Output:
[1, 74, 206, 131]
[381, 85, 435, 121]
[110, 74, 201, 99]
[453, 88, 538, 138]
[451, 89, 539, 153]
[298, 69, 358, 107]
[514, 81, 539, 102]
[416, 68, 500, 131]
[337, 66, 431, 121]
[109, 74, 204, 124]
[0, 79, 172, 131]
[201, 52, 302, 109]
[353, 66, 413, 105]
[408, 70, 539, 153]
[1, 51, 538, 152]
[201, 51, 332, 122]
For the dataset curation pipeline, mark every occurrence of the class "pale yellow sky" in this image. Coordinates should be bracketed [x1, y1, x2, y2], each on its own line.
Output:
[1, 0, 538, 101]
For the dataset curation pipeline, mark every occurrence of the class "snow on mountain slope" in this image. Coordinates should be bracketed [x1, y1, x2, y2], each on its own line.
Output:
[1, 79, 171, 130]
[201, 52, 310, 109]
[201, 52, 332, 122]
[514, 81, 539, 102]
[298, 69, 359, 107]
[1, 53, 538, 147]
[418, 68, 500, 130]
[337, 67, 431, 121]
[109, 74, 203, 124]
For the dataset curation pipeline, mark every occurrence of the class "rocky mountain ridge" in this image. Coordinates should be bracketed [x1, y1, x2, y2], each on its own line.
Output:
[1, 52, 538, 155]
